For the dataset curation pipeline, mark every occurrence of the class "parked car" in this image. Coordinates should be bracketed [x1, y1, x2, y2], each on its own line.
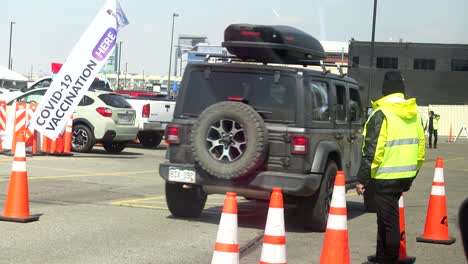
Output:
[115, 90, 165, 99]
[116, 90, 175, 148]
[7, 88, 138, 153]
[159, 24, 365, 231]
[26, 76, 113, 92]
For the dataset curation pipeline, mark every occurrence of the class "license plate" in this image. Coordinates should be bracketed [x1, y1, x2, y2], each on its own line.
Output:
[119, 114, 132, 122]
[168, 167, 196, 183]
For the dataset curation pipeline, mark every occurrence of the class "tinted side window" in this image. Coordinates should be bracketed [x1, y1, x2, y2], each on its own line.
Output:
[349, 87, 362, 122]
[98, 94, 132, 108]
[335, 84, 346, 121]
[307, 80, 329, 121]
[78, 96, 95, 106]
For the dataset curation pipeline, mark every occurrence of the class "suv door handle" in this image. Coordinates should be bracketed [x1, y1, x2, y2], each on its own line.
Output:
[335, 133, 344, 140]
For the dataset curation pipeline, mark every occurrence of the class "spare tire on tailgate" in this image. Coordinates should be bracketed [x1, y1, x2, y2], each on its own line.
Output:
[191, 101, 268, 179]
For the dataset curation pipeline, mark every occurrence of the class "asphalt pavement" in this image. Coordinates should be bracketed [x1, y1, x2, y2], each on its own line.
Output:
[0, 138, 466, 264]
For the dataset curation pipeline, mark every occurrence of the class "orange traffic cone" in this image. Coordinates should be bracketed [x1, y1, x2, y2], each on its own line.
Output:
[259, 188, 286, 264]
[417, 157, 456, 244]
[0, 133, 40, 223]
[398, 195, 416, 263]
[448, 123, 453, 142]
[211, 192, 239, 264]
[63, 114, 73, 155]
[320, 171, 350, 264]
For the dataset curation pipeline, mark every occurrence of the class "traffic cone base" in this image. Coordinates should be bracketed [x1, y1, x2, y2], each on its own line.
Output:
[0, 214, 40, 223]
[367, 255, 415, 264]
[416, 236, 456, 245]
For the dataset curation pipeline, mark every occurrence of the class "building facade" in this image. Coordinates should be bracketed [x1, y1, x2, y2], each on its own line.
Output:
[348, 41, 468, 106]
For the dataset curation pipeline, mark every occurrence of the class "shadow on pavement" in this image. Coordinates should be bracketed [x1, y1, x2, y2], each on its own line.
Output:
[167, 199, 368, 233]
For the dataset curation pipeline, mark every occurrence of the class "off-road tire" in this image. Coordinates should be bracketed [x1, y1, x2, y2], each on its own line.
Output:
[102, 141, 127, 153]
[363, 181, 377, 213]
[71, 124, 95, 153]
[166, 182, 207, 218]
[138, 131, 163, 148]
[191, 101, 268, 179]
[301, 160, 338, 232]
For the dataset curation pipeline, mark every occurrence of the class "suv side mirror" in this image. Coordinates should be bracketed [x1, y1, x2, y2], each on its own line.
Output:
[365, 107, 373, 119]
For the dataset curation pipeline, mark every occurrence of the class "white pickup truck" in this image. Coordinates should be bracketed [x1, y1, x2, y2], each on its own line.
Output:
[119, 93, 176, 148]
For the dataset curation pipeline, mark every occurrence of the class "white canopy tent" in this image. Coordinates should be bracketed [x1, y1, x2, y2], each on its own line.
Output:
[0, 65, 28, 102]
[0, 65, 27, 82]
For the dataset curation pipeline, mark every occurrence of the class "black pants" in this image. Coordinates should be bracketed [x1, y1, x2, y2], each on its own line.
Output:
[428, 129, 438, 147]
[375, 192, 402, 264]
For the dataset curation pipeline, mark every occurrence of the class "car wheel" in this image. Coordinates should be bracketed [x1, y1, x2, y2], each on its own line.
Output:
[301, 160, 338, 232]
[166, 182, 207, 218]
[102, 141, 127, 153]
[191, 101, 268, 180]
[138, 132, 162, 148]
[72, 124, 95, 153]
[363, 181, 377, 213]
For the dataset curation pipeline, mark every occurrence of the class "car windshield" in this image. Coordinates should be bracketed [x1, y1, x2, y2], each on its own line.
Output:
[180, 70, 296, 122]
[98, 93, 132, 108]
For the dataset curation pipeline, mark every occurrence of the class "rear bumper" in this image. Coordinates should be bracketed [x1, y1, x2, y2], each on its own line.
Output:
[94, 118, 138, 141]
[159, 162, 322, 197]
[138, 121, 169, 132]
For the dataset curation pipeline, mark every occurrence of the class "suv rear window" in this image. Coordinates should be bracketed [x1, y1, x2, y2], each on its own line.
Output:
[98, 94, 132, 108]
[181, 70, 296, 122]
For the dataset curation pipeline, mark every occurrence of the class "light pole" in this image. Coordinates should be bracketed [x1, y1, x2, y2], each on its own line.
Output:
[8, 21, 15, 70]
[168, 13, 179, 96]
[368, 0, 378, 105]
[124, 62, 128, 88]
[117, 41, 123, 89]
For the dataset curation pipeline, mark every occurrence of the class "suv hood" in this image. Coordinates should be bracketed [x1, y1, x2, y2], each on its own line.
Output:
[371, 93, 418, 120]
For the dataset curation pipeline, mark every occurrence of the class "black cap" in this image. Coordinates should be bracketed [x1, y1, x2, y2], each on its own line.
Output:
[382, 70, 405, 96]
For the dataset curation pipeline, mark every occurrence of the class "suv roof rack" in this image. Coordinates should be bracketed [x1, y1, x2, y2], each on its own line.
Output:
[198, 54, 350, 77]
[222, 24, 326, 65]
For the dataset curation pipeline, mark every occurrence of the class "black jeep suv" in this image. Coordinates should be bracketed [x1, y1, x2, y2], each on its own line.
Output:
[159, 24, 365, 231]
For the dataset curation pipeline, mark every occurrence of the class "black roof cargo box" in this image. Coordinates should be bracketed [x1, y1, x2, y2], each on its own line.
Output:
[222, 24, 326, 65]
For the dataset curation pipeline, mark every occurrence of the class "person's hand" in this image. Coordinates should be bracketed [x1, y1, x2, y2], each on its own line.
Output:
[356, 183, 365, 195]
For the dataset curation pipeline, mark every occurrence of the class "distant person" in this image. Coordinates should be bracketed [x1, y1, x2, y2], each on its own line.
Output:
[356, 71, 425, 264]
[425, 111, 440, 148]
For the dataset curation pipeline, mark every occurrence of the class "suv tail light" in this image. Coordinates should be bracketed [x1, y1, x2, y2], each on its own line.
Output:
[96, 107, 113, 117]
[165, 126, 180, 144]
[142, 104, 150, 118]
[291, 135, 308, 155]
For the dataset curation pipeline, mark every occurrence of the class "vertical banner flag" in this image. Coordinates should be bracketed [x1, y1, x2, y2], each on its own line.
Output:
[29, 0, 129, 140]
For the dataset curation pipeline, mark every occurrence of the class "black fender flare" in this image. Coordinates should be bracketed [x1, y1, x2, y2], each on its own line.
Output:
[310, 141, 342, 174]
[72, 118, 95, 133]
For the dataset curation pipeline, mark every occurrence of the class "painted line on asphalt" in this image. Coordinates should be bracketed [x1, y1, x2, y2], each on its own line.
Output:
[112, 196, 166, 204]
[26, 164, 97, 174]
[0, 170, 158, 182]
[112, 192, 360, 210]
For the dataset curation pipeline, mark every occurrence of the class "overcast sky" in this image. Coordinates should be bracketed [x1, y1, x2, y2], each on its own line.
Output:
[1, 0, 467, 77]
